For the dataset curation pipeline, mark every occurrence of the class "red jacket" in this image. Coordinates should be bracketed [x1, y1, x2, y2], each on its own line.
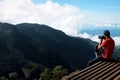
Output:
[101, 38, 115, 60]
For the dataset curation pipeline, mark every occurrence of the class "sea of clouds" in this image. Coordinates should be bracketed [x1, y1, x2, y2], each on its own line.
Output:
[78, 33, 120, 46]
[0, 0, 120, 46]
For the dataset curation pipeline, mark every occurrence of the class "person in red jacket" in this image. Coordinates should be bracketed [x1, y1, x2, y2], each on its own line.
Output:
[88, 30, 115, 66]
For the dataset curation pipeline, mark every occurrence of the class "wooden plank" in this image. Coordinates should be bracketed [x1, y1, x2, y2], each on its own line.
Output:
[62, 76, 69, 80]
[63, 62, 101, 80]
[67, 70, 81, 79]
[91, 62, 120, 80]
[78, 61, 102, 73]
[70, 62, 107, 80]
[68, 70, 81, 77]
[67, 60, 120, 80]
[62, 70, 81, 80]
[105, 70, 120, 80]
[98, 64, 120, 80]
[114, 75, 120, 80]
[77, 62, 111, 80]
[85, 62, 116, 80]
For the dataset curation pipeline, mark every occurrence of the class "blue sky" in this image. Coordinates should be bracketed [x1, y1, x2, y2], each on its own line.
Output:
[32, 0, 120, 16]
[32, 0, 120, 45]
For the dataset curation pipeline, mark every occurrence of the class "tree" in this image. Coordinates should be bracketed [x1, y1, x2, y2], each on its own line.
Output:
[40, 68, 51, 80]
[52, 65, 68, 80]
[40, 65, 68, 80]
[8, 72, 18, 80]
[0, 76, 8, 80]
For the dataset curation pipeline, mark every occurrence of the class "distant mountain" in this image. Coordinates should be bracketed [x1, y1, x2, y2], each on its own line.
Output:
[0, 22, 96, 78]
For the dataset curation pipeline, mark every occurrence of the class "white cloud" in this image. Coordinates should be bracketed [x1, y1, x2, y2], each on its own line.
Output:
[113, 37, 120, 46]
[78, 33, 120, 46]
[78, 33, 92, 38]
[78, 33, 100, 43]
[0, 0, 84, 35]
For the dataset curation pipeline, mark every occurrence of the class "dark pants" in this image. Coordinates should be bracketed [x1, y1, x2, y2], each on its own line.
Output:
[87, 56, 108, 67]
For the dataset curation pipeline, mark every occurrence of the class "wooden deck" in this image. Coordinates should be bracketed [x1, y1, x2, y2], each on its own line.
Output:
[62, 61, 120, 80]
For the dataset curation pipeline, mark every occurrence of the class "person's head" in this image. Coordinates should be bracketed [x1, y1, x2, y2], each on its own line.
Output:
[103, 30, 110, 38]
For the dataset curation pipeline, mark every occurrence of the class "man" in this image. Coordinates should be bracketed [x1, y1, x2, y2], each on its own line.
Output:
[88, 30, 115, 66]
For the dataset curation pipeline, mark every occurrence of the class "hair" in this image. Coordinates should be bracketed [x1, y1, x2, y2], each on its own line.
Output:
[104, 30, 110, 37]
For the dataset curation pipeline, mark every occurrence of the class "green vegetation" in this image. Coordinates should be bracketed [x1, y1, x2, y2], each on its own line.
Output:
[52, 65, 68, 80]
[0, 65, 67, 80]
[40, 68, 51, 80]
[40, 65, 68, 80]
[9, 72, 18, 80]
[0, 76, 8, 80]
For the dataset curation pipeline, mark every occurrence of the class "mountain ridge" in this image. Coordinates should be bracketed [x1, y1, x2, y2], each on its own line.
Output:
[0, 22, 96, 78]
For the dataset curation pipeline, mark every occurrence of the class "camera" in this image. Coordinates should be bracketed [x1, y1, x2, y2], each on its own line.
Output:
[98, 35, 106, 39]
